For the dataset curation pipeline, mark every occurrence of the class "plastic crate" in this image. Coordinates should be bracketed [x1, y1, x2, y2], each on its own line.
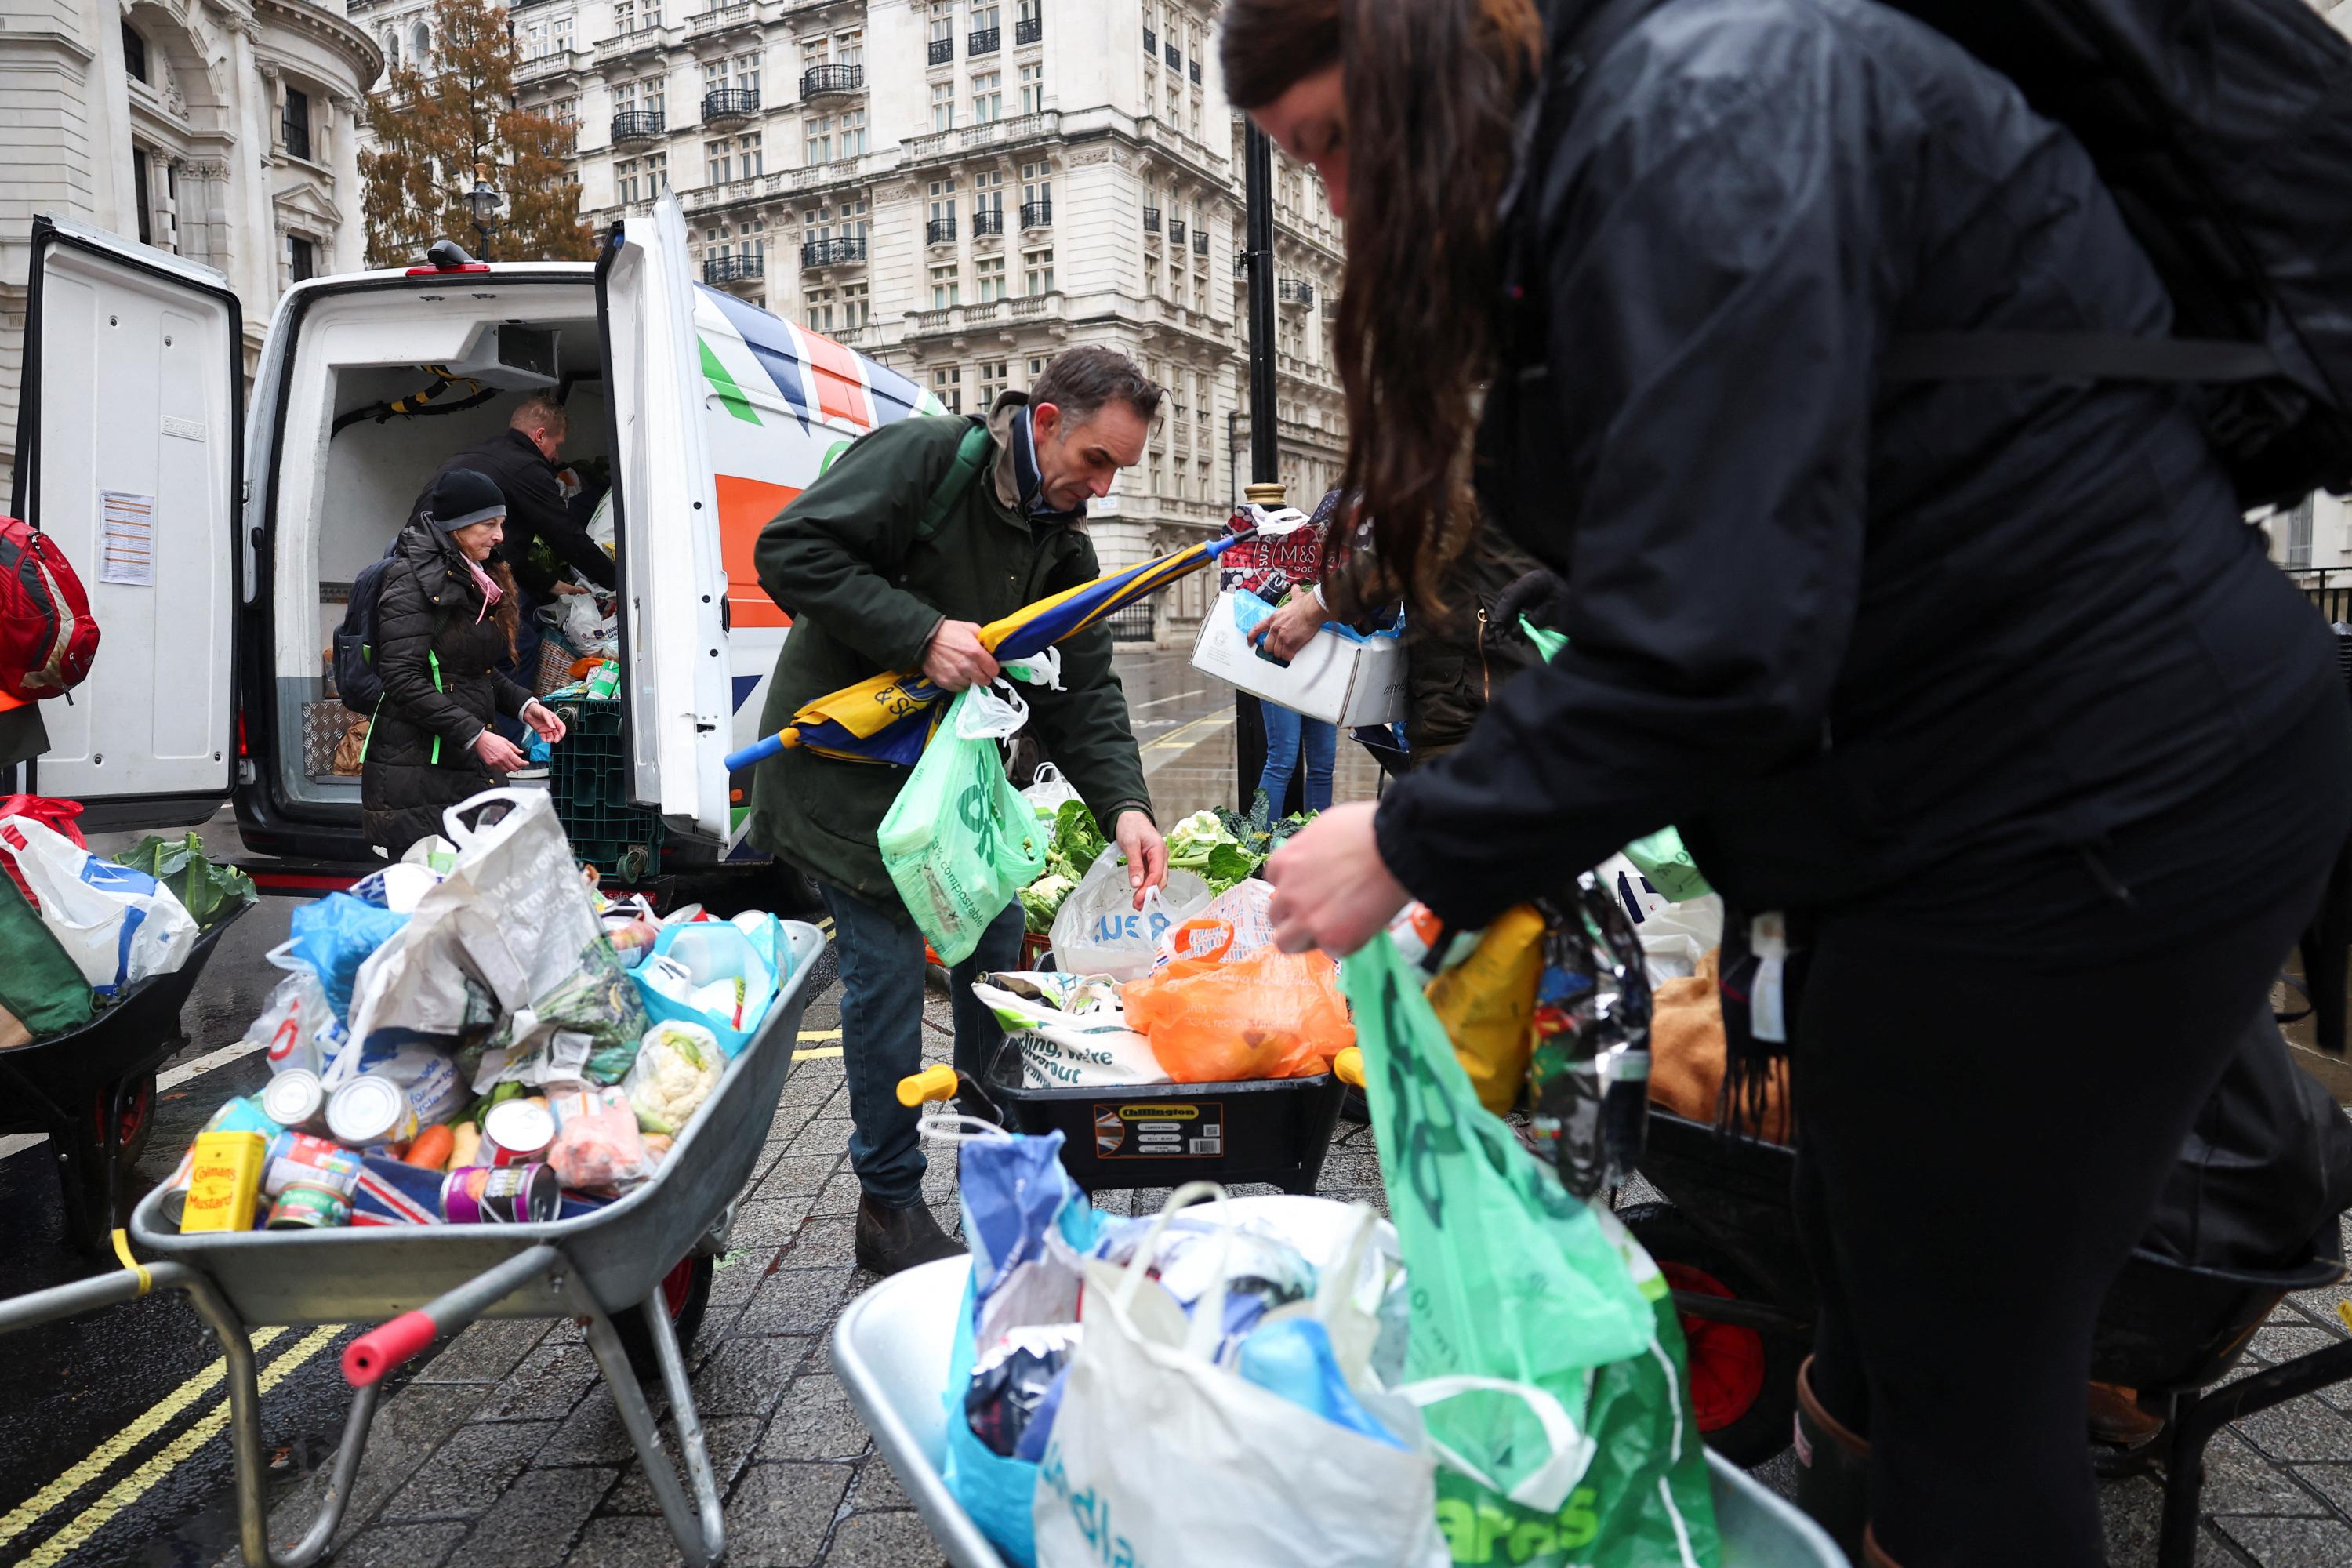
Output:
[547, 695, 666, 879]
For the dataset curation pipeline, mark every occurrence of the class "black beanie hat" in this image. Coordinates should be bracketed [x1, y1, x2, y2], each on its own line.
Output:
[424, 468, 506, 533]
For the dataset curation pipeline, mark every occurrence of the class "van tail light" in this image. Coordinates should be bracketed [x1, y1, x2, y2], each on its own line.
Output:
[237, 713, 249, 757]
[405, 263, 492, 275]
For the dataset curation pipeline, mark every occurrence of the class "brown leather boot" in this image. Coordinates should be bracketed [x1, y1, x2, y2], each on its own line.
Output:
[2086, 1381, 2165, 1446]
[1793, 1355, 1871, 1563]
[854, 1194, 963, 1276]
[1864, 1524, 1903, 1566]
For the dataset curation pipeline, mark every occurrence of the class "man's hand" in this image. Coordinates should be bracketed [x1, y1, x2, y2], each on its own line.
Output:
[924, 620, 1000, 691]
[1247, 593, 1325, 662]
[1266, 801, 1410, 956]
[550, 581, 593, 597]
[472, 729, 528, 774]
[1112, 809, 1167, 911]
[521, 700, 568, 746]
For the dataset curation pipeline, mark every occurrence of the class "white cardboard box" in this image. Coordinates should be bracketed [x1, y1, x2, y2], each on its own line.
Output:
[1189, 590, 1407, 726]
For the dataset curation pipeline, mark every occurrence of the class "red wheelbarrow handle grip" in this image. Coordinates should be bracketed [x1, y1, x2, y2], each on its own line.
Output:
[343, 1311, 436, 1386]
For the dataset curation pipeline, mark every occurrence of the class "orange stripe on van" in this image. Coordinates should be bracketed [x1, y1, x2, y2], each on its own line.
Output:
[716, 473, 797, 630]
[798, 332, 873, 429]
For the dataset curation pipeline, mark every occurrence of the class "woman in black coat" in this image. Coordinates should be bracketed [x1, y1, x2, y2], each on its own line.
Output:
[1231, 2, 2352, 1563]
[362, 467, 567, 858]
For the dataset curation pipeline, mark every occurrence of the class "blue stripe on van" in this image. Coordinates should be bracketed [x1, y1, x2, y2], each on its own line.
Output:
[697, 286, 815, 430]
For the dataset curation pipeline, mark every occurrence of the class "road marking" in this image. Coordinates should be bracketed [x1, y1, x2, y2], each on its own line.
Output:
[0, 1326, 291, 1552]
[799, 1029, 841, 1040]
[1144, 710, 1236, 753]
[1131, 688, 1207, 711]
[20, 1324, 343, 1568]
[792, 1046, 844, 1061]
[158, 1040, 266, 1092]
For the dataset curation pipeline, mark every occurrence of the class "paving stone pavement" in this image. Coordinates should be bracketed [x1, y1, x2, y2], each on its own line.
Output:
[226, 970, 2352, 1568]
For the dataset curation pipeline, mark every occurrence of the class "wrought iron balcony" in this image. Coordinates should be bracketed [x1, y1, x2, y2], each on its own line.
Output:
[1142, 27, 1156, 56]
[801, 62, 862, 97]
[702, 252, 762, 284]
[1189, 57, 1200, 85]
[1191, 228, 1208, 256]
[1164, 42, 1180, 70]
[1279, 278, 1316, 307]
[799, 234, 867, 267]
[1019, 199, 1051, 228]
[701, 87, 757, 123]
[1015, 14, 1041, 45]
[969, 26, 1000, 56]
[972, 207, 1006, 236]
[1168, 220, 1186, 246]
[927, 36, 952, 65]
[611, 110, 665, 143]
[926, 216, 958, 245]
[1142, 207, 1160, 234]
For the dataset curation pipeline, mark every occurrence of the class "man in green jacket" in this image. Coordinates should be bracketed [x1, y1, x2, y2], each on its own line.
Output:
[752, 345, 1169, 1273]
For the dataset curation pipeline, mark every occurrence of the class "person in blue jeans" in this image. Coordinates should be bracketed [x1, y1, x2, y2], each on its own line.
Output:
[1257, 702, 1336, 815]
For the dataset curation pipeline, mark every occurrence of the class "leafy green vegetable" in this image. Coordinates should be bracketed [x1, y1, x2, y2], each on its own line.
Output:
[1202, 841, 1258, 892]
[1045, 800, 1108, 886]
[1019, 873, 1075, 935]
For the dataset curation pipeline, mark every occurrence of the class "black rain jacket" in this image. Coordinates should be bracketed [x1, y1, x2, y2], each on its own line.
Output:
[1374, 0, 2340, 932]
[412, 428, 617, 597]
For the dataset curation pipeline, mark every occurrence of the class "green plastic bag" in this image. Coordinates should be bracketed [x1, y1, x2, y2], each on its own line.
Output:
[1341, 935, 1720, 1568]
[0, 873, 93, 1046]
[112, 833, 257, 930]
[879, 688, 1048, 967]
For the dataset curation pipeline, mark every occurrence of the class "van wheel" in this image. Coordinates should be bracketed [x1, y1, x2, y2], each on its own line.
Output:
[610, 1253, 713, 1387]
[1618, 1201, 1798, 1468]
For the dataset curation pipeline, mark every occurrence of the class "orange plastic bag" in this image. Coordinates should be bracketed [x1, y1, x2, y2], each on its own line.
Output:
[1121, 922, 1356, 1082]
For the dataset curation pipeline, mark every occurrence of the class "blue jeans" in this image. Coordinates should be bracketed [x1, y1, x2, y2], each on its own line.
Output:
[1257, 702, 1337, 814]
[816, 880, 1025, 1208]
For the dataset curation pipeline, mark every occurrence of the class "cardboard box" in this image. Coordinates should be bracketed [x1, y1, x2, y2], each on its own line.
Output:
[1189, 590, 1406, 726]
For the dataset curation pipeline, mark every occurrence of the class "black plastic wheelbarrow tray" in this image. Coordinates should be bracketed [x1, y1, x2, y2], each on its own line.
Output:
[0, 920, 824, 1568]
[0, 903, 249, 1258]
[1628, 1105, 2352, 1568]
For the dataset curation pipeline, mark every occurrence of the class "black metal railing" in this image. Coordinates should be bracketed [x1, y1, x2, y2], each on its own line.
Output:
[972, 207, 1005, 235]
[1015, 14, 1041, 45]
[1164, 41, 1180, 70]
[1105, 601, 1154, 643]
[1142, 27, 1156, 56]
[927, 36, 952, 65]
[1279, 278, 1315, 306]
[702, 252, 762, 284]
[1168, 220, 1187, 246]
[801, 62, 862, 96]
[969, 26, 1000, 55]
[1191, 228, 1208, 256]
[612, 109, 665, 142]
[283, 117, 311, 162]
[1189, 57, 1200, 85]
[701, 86, 757, 121]
[1142, 206, 1160, 233]
[800, 234, 867, 267]
[2292, 568, 2352, 627]
[1020, 199, 1051, 228]
[926, 216, 958, 244]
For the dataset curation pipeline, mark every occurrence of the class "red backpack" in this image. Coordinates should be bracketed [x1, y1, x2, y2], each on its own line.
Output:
[0, 517, 99, 701]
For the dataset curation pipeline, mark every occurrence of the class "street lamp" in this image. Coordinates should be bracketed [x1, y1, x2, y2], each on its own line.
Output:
[464, 171, 503, 260]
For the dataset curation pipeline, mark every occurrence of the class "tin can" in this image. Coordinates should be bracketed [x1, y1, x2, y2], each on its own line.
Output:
[326, 1076, 419, 1151]
[441, 1163, 559, 1224]
[481, 1099, 555, 1166]
[159, 1097, 286, 1227]
[262, 1131, 362, 1198]
[259, 1069, 331, 1135]
[264, 1181, 350, 1230]
[180, 1131, 269, 1232]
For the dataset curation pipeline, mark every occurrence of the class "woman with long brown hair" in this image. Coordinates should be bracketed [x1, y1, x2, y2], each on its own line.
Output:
[1240, 1, 2352, 1563]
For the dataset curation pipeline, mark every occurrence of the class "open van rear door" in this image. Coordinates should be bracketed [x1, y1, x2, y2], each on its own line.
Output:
[595, 200, 731, 840]
[9, 217, 240, 826]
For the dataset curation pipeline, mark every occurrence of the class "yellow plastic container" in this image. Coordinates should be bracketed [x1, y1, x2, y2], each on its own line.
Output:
[178, 1130, 267, 1232]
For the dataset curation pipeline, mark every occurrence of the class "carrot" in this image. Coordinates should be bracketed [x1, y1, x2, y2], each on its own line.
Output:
[405, 1123, 455, 1170]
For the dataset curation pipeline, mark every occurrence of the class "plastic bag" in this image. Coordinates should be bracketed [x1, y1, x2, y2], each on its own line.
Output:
[245, 945, 344, 1076]
[1620, 826, 1712, 904]
[1425, 904, 1546, 1116]
[624, 1021, 722, 1136]
[479, 960, 651, 1087]
[971, 971, 1167, 1088]
[1340, 934, 1720, 1568]
[1047, 855, 1212, 981]
[0, 814, 199, 996]
[111, 833, 256, 930]
[289, 893, 410, 1022]
[630, 920, 779, 1058]
[879, 686, 1047, 967]
[1154, 878, 1274, 968]
[547, 1082, 654, 1192]
[1122, 935, 1354, 1082]
[1020, 761, 1083, 816]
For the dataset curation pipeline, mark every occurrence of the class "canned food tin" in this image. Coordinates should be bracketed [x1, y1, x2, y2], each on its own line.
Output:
[481, 1099, 555, 1166]
[259, 1070, 331, 1134]
[440, 1163, 559, 1224]
[326, 1076, 419, 1150]
[262, 1131, 361, 1198]
[160, 1096, 287, 1226]
[264, 1181, 350, 1230]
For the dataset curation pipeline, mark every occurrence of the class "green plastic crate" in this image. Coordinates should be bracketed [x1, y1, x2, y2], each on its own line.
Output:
[547, 695, 666, 879]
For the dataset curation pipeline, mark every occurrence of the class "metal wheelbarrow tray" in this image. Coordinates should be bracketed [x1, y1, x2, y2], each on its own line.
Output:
[0, 920, 826, 1568]
[0, 904, 251, 1258]
[831, 1255, 1852, 1568]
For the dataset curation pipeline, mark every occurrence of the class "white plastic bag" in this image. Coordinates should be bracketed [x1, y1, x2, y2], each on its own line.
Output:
[956, 678, 1031, 740]
[1034, 1185, 1449, 1568]
[245, 943, 346, 1075]
[1596, 852, 1725, 982]
[0, 814, 198, 994]
[1020, 761, 1084, 815]
[1156, 878, 1276, 968]
[1047, 856, 1212, 981]
[970, 971, 1168, 1088]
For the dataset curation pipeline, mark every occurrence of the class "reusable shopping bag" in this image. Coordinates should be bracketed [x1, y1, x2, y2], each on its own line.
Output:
[969, 971, 1168, 1088]
[1046, 855, 1212, 981]
[630, 919, 779, 1059]
[0, 871, 91, 1045]
[879, 686, 1047, 967]
[0, 812, 197, 995]
[1341, 934, 1722, 1568]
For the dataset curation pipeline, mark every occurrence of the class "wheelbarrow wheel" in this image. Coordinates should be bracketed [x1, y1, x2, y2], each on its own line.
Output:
[99, 1073, 158, 1167]
[611, 1252, 714, 1386]
[1618, 1200, 1799, 1468]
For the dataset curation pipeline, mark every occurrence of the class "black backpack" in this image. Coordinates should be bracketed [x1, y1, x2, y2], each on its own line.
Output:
[332, 541, 402, 718]
[1567, 0, 2352, 510]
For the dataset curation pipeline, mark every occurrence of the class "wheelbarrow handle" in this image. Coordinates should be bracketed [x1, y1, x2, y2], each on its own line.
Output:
[343, 1242, 564, 1387]
[897, 1064, 959, 1108]
[1332, 1046, 1366, 1089]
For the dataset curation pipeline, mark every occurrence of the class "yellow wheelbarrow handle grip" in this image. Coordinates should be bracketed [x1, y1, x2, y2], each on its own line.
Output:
[1332, 1046, 1366, 1089]
[898, 1064, 960, 1108]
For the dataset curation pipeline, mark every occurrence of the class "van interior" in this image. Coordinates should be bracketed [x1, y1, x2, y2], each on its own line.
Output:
[267, 278, 609, 815]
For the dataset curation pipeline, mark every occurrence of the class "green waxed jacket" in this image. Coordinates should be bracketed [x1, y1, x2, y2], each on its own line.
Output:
[748, 394, 1153, 905]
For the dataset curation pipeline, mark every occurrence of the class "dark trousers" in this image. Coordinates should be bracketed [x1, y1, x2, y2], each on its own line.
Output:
[492, 588, 546, 745]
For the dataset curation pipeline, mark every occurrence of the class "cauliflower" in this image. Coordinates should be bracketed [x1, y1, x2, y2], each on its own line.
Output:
[626, 1022, 722, 1136]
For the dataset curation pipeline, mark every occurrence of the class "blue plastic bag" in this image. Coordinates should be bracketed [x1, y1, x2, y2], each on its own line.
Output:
[628, 920, 777, 1058]
[287, 893, 408, 1022]
[1236, 1317, 1408, 1450]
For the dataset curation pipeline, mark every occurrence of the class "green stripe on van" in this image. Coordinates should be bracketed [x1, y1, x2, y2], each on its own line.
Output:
[699, 336, 762, 426]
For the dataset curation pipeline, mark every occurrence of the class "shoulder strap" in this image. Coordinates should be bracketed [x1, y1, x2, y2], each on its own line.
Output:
[916, 419, 995, 543]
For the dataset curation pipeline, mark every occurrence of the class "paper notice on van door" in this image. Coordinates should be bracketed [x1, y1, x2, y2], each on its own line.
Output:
[99, 490, 156, 586]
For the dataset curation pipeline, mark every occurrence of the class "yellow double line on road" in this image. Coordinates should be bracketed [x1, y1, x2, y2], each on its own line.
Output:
[1143, 709, 1236, 754]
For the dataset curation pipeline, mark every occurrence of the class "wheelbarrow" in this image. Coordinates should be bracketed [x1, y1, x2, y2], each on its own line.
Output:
[0, 920, 825, 1568]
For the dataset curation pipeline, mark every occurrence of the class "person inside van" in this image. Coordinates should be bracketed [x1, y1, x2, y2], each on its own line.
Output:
[363, 469, 568, 858]
[1230, 2, 2352, 1564]
[411, 395, 615, 722]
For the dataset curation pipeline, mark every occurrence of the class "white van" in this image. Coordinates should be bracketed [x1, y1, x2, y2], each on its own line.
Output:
[10, 198, 946, 880]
